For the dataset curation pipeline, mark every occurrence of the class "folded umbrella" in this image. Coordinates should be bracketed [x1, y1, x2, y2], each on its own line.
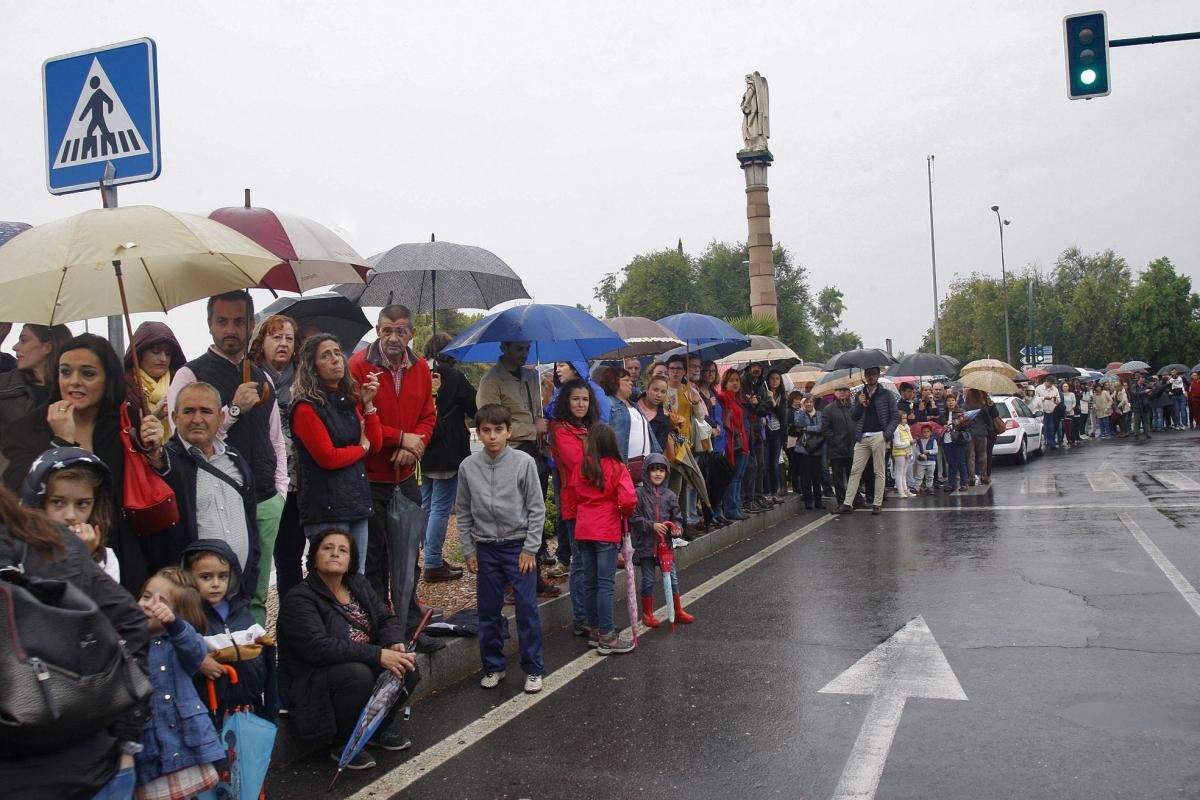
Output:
[385, 465, 428, 635]
[257, 293, 371, 353]
[655, 530, 676, 630]
[210, 190, 369, 294]
[621, 531, 638, 647]
[441, 304, 626, 364]
[199, 665, 277, 800]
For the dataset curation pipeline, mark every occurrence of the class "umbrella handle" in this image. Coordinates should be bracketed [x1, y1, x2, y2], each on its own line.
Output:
[113, 260, 149, 418]
[204, 665, 239, 712]
[241, 358, 273, 409]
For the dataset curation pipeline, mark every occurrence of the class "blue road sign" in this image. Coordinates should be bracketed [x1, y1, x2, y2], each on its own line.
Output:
[43, 38, 160, 195]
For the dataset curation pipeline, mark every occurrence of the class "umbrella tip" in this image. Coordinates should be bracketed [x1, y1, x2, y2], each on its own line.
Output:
[244, 188, 251, 208]
[326, 770, 343, 792]
[430, 233, 435, 242]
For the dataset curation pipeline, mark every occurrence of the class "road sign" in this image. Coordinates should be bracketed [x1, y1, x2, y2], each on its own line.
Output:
[43, 38, 160, 195]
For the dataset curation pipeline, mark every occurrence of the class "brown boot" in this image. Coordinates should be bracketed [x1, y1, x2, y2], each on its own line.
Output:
[640, 596, 660, 628]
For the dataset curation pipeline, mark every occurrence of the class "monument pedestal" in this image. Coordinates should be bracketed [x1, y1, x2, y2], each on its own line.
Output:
[737, 149, 777, 319]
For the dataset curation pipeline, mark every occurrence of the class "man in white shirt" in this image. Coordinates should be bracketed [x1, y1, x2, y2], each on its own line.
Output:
[1034, 376, 1062, 449]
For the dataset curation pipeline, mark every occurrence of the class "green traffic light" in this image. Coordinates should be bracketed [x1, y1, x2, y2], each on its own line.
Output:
[1080, 68, 1097, 85]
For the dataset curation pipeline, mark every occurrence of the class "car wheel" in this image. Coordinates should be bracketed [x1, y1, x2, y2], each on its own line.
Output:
[1016, 438, 1028, 465]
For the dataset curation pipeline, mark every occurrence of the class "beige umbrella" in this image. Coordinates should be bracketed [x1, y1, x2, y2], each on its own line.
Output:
[787, 367, 826, 386]
[959, 370, 1018, 395]
[0, 205, 282, 325]
[810, 368, 867, 398]
[959, 358, 1020, 378]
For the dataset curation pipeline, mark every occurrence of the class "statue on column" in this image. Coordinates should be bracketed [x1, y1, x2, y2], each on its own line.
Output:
[740, 71, 770, 152]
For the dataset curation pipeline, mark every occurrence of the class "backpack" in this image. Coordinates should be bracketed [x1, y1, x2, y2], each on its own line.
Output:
[0, 539, 151, 750]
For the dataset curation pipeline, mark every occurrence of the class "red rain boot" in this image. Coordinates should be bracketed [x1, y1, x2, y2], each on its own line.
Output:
[672, 593, 695, 624]
[640, 596, 661, 628]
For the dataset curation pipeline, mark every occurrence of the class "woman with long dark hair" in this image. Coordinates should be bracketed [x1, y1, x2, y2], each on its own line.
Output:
[290, 334, 381, 572]
[546, 379, 598, 628]
[3, 333, 152, 593]
[0, 324, 72, 453]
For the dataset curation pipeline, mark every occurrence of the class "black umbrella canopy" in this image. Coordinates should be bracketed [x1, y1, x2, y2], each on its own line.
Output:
[825, 348, 899, 371]
[892, 352, 959, 377]
[1156, 363, 1189, 375]
[332, 238, 529, 315]
[258, 292, 371, 353]
[1042, 363, 1081, 378]
[595, 316, 684, 359]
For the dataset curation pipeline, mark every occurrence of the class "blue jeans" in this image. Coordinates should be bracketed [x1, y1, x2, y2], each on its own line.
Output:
[943, 442, 968, 489]
[304, 517, 369, 572]
[552, 472, 573, 566]
[91, 765, 135, 800]
[420, 475, 458, 569]
[1152, 407, 1164, 431]
[575, 540, 618, 635]
[1173, 395, 1188, 427]
[639, 558, 681, 598]
[1042, 414, 1058, 448]
[475, 540, 543, 675]
[721, 453, 748, 517]
[764, 429, 784, 495]
[562, 519, 587, 623]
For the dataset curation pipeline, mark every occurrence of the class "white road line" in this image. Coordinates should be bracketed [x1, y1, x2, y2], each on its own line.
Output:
[881, 502, 1200, 513]
[1150, 470, 1200, 492]
[1022, 473, 1054, 495]
[1087, 470, 1131, 492]
[1118, 512, 1200, 619]
[351, 514, 837, 799]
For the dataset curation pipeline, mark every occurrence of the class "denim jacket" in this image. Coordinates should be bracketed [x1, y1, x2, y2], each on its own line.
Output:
[136, 617, 224, 785]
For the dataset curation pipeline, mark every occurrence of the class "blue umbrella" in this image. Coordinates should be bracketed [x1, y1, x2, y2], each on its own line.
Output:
[440, 304, 626, 364]
[657, 312, 747, 346]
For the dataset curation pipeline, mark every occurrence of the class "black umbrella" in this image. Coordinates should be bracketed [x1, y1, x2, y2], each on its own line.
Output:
[825, 348, 899, 371]
[257, 293, 371, 353]
[892, 352, 959, 377]
[332, 235, 530, 335]
[1041, 363, 1080, 378]
[1157, 363, 1189, 375]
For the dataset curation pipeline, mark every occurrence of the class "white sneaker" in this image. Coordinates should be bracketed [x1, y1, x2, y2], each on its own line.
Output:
[480, 671, 506, 689]
[524, 674, 543, 694]
[672, 537, 690, 548]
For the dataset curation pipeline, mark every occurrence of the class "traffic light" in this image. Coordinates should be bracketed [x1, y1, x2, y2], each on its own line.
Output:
[1064, 11, 1111, 99]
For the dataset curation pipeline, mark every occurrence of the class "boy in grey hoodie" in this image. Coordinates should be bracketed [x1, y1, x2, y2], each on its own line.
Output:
[457, 404, 547, 694]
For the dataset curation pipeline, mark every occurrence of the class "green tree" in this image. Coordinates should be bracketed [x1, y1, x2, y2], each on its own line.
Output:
[811, 286, 863, 358]
[1123, 257, 1200, 366]
[595, 249, 699, 321]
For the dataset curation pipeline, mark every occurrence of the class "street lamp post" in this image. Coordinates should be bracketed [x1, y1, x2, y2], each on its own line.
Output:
[989, 205, 1012, 365]
[927, 156, 940, 354]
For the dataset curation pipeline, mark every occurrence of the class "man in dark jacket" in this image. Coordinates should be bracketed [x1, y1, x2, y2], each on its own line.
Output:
[420, 338, 478, 581]
[150, 382, 261, 600]
[1130, 373, 1153, 439]
[836, 368, 899, 515]
[821, 383, 857, 508]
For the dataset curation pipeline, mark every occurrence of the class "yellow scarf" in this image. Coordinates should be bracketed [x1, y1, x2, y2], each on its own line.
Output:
[139, 369, 172, 435]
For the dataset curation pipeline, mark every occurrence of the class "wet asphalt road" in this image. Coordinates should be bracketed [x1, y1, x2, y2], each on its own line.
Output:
[272, 433, 1200, 800]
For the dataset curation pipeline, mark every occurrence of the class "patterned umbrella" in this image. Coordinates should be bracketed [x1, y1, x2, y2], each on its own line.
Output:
[595, 316, 683, 359]
[210, 190, 369, 293]
[959, 358, 1020, 378]
[0, 221, 30, 247]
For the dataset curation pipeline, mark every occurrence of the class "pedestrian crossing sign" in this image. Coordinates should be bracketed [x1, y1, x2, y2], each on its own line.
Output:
[43, 38, 160, 195]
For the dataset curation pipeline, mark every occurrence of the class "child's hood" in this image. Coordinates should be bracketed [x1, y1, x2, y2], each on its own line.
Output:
[19, 446, 112, 508]
[181, 538, 248, 603]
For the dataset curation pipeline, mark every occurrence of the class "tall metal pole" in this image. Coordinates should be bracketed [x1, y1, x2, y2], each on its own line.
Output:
[1027, 276, 1035, 363]
[927, 156, 940, 354]
[990, 205, 1012, 365]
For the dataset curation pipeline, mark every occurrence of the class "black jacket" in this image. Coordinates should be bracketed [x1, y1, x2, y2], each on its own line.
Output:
[151, 434, 260, 593]
[277, 572, 411, 740]
[2, 404, 149, 595]
[0, 529, 149, 800]
[821, 399, 857, 460]
[421, 361, 478, 474]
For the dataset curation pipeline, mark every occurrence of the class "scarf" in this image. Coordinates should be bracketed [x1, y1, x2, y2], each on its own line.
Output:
[139, 369, 173, 435]
[262, 362, 296, 413]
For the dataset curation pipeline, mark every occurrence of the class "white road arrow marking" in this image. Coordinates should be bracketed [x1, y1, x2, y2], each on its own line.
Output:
[1087, 470, 1131, 492]
[820, 616, 967, 800]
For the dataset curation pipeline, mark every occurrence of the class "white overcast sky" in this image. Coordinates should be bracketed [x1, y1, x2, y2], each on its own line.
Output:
[3, 1, 1199, 358]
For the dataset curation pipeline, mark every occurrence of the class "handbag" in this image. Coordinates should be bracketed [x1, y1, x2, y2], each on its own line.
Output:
[992, 414, 1007, 435]
[0, 539, 151, 750]
[119, 401, 180, 535]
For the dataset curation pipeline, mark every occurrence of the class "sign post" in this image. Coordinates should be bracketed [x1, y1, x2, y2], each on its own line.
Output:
[43, 37, 160, 351]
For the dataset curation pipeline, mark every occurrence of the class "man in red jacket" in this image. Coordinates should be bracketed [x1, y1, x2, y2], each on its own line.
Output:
[349, 305, 439, 647]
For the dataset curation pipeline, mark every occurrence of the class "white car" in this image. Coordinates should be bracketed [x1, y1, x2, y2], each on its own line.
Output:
[990, 394, 1044, 464]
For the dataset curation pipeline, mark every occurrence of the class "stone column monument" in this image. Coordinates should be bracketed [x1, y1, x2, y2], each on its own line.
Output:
[737, 71, 777, 320]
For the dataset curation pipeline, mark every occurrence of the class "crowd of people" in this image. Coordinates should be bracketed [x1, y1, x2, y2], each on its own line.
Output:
[2, 292, 1195, 796]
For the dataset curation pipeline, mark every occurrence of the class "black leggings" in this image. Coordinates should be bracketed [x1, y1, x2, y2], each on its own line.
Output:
[326, 662, 403, 743]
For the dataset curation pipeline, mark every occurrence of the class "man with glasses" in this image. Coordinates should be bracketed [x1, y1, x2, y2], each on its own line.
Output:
[349, 305, 442, 649]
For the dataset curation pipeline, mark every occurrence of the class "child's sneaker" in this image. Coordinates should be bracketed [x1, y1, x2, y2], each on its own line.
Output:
[587, 629, 601, 648]
[672, 537, 690, 548]
[331, 748, 376, 770]
[596, 631, 636, 655]
[524, 674, 543, 694]
[480, 671, 506, 689]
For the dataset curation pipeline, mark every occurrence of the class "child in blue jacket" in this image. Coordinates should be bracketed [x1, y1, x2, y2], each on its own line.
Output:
[136, 567, 225, 796]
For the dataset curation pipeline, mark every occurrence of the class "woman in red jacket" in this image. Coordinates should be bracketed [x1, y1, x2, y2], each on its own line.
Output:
[290, 334, 381, 572]
[1189, 371, 1200, 430]
[547, 378, 597, 628]
[573, 423, 637, 655]
[717, 370, 750, 521]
